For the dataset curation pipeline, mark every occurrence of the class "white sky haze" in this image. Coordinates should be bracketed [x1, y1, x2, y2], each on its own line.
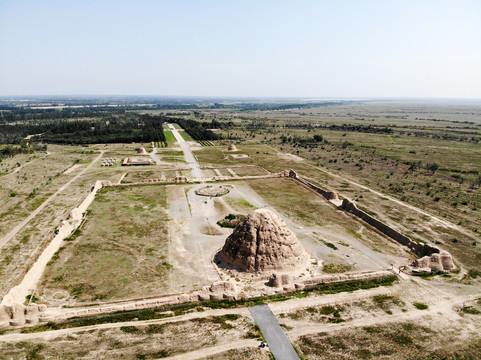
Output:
[0, 0, 480, 98]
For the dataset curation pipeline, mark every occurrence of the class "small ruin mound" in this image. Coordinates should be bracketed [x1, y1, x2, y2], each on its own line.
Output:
[200, 223, 223, 236]
[218, 209, 309, 274]
[227, 144, 237, 151]
[410, 251, 455, 273]
[268, 273, 293, 288]
[122, 157, 154, 166]
[136, 147, 147, 154]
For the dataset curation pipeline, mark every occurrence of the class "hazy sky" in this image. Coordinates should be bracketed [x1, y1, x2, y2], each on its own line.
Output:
[1, 0, 480, 98]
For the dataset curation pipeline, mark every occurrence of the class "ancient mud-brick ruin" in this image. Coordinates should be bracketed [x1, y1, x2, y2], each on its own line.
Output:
[410, 251, 455, 273]
[219, 208, 309, 274]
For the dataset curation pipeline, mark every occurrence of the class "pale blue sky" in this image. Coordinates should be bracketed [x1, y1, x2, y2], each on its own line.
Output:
[1, 0, 480, 98]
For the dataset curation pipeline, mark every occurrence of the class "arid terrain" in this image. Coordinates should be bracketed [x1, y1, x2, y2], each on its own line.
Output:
[0, 99, 479, 359]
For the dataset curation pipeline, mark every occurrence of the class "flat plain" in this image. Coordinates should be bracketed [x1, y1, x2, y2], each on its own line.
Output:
[0, 100, 479, 359]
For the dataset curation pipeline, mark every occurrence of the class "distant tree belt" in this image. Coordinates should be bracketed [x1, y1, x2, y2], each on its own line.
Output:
[0, 141, 46, 163]
[170, 118, 220, 141]
[0, 115, 167, 145]
[283, 123, 394, 134]
[0, 107, 124, 122]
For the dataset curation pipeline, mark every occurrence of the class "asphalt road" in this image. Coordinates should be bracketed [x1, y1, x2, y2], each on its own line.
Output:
[249, 304, 300, 360]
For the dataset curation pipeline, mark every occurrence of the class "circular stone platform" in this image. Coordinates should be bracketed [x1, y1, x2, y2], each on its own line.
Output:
[195, 186, 230, 197]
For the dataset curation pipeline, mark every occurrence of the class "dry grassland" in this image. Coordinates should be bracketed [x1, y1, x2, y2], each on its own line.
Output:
[0, 314, 262, 359]
[39, 185, 170, 304]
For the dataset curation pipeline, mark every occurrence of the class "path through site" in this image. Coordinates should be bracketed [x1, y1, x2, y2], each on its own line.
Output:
[168, 123, 205, 179]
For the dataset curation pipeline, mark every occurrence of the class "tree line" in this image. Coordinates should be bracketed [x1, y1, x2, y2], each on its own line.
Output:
[170, 119, 220, 141]
[0, 114, 167, 145]
[0, 141, 47, 163]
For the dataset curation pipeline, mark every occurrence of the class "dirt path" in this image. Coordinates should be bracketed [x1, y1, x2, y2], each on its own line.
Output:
[285, 296, 465, 340]
[1, 276, 478, 360]
[0, 307, 252, 342]
[149, 146, 172, 166]
[1, 152, 50, 177]
[166, 339, 260, 360]
[0, 150, 105, 250]
[1, 181, 104, 306]
[265, 144, 465, 233]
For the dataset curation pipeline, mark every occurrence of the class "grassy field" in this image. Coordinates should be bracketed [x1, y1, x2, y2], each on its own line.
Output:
[246, 178, 404, 256]
[191, 110, 481, 273]
[231, 166, 269, 177]
[156, 149, 186, 163]
[0, 145, 101, 297]
[122, 168, 182, 183]
[39, 185, 170, 303]
[294, 321, 481, 360]
[163, 129, 176, 146]
[178, 129, 194, 142]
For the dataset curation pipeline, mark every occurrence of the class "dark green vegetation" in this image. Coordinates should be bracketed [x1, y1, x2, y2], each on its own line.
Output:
[171, 118, 220, 141]
[217, 213, 246, 228]
[0, 114, 167, 145]
[0, 141, 47, 164]
[413, 302, 429, 310]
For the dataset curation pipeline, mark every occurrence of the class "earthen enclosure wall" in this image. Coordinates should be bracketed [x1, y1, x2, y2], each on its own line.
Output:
[340, 199, 440, 257]
[290, 171, 338, 200]
[288, 170, 441, 258]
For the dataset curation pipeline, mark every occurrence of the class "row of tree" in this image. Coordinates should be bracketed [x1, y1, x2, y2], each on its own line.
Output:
[170, 119, 220, 141]
[0, 107, 124, 123]
[0, 115, 167, 145]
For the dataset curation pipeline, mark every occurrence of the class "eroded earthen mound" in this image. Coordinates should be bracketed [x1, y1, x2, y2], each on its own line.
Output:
[411, 250, 455, 273]
[219, 209, 309, 273]
[227, 144, 237, 151]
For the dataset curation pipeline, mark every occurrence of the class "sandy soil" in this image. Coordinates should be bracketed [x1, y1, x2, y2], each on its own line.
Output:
[279, 153, 304, 162]
[63, 163, 83, 175]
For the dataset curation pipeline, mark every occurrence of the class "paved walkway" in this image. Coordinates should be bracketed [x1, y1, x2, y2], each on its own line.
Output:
[168, 123, 204, 179]
[249, 305, 299, 360]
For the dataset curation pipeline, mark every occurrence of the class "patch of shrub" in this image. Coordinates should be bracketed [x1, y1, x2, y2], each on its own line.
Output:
[413, 302, 428, 310]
